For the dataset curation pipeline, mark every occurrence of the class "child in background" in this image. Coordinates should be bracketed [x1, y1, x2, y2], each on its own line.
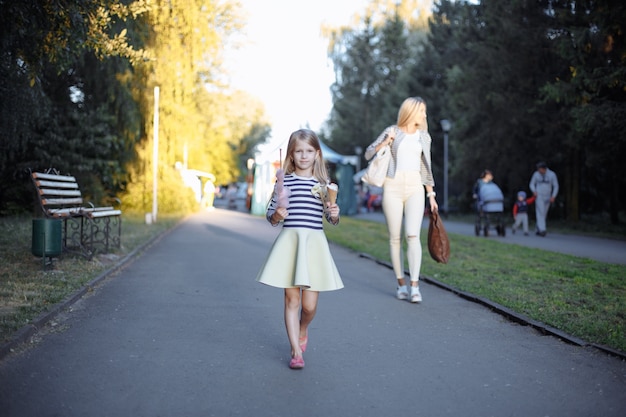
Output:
[512, 191, 536, 235]
[256, 128, 343, 370]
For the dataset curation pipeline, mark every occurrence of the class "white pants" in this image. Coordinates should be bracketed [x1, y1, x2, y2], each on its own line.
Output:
[513, 212, 529, 233]
[382, 171, 425, 283]
[535, 195, 552, 232]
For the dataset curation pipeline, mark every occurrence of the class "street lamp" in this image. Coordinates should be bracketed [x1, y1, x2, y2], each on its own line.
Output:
[354, 146, 362, 173]
[246, 158, 255, 212]
[440, 119, 452, 215]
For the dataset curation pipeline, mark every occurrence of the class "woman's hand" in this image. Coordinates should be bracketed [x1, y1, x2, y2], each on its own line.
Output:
[429, 196, 439, 213]
[376, 132, 394, 152]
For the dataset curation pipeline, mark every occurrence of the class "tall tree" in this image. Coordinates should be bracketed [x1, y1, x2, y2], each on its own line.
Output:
[323, 0, 432, 169]
[424, 0, 568, 214]
[122, 0, 271, 214]
[326, 9, 413, 160]
[540, 0, 626, 223]
[0, 0, 147, 213]
[326, 16, 381, 156]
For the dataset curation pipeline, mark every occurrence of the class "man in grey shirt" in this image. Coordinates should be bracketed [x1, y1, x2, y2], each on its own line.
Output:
[529, 162, 559, 236]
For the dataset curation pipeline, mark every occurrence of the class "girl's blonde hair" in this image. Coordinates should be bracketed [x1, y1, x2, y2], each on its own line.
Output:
[397, 96, 428, 130]
[282, 129, 330, 186]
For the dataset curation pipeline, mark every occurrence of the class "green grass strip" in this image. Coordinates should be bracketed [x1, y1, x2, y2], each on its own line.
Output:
[325, 216, 626, 353]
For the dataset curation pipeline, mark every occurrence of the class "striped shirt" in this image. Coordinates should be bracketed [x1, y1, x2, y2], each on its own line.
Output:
[267, 174, 335, 230]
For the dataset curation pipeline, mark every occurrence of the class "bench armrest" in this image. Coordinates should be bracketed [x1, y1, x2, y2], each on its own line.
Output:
[86, 197, 122, 210]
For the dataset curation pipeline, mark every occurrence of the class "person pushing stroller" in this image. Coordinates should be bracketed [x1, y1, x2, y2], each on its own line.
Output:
[474, 170, 505, 237]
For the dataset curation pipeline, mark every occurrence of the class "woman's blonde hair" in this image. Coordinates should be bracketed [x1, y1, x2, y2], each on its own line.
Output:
[397, 96, 428, 130]
[282, 129, 330, 186]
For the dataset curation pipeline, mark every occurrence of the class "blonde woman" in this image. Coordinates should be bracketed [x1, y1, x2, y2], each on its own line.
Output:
[364, 97, 439, 303]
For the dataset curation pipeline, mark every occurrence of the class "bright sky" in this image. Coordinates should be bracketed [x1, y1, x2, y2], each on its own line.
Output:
[225, 0, 370, 160]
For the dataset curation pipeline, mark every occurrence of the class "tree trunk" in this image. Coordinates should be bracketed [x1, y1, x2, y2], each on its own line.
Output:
[566, 147, 580, 223]
[609, 161, 620, 225]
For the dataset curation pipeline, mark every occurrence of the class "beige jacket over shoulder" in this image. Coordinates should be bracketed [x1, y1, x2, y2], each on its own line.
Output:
[364, 125, 435, 187]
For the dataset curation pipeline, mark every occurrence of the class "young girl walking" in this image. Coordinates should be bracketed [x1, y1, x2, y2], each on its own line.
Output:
[256, 128, 343, 370]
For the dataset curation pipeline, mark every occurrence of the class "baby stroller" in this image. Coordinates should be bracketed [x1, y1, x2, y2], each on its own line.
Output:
[475, 182, 506, 237]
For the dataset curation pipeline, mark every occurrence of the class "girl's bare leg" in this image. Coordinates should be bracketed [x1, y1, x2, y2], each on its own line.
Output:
[284, 288, 303, 357]
[300, 290, 319, 340]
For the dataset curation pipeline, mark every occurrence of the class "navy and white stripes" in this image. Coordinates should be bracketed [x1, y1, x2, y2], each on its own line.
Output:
[267, 174, 330, 230]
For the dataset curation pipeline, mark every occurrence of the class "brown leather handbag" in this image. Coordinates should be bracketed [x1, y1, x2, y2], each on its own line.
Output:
[428, 210, 450, 264]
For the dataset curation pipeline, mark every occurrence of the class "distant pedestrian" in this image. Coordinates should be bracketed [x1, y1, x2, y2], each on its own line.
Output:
[529, 162, 559, 236]
[366, 184, 383, 212]
[226, 183, 238, 209]
[472, 169, 493, 206]
[364, 96, 438, 303]
[475, 173, 505, 237]
[202, 179, 216, 210]
[256, 129, 343, 370]
[512, 191, 536, 235]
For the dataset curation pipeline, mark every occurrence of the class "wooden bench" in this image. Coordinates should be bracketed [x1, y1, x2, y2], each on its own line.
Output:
[30, 169, 122, 257]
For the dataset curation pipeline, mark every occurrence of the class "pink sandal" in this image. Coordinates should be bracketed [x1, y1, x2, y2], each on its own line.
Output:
[289, 356, 305, 369]
[299, 331, 308, 353]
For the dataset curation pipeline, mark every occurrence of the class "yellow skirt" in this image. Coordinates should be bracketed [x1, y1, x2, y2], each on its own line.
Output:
[256, 228, 344, 291]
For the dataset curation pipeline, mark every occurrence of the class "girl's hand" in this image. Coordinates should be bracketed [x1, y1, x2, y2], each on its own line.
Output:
[276, 207, 288, 219]
[326, 202, 340, 221]
[272, 207, 288, 224]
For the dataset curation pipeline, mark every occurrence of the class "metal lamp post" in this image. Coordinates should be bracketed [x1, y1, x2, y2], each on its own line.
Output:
[246, 158, 255, 212]
[354, 146, 362, 173]
[440, 119, 451, 214]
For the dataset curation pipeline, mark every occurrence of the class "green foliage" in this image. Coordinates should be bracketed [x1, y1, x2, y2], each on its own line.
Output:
[121, 164, 199, 215]
[431, 0, 569, 209]
[326, 12, 413, 159]
[0, 0, 269, 218]
[539, 0, 626, 223]
[3, 0, 624, 227]
[153, 173, 199, 216]
[325, 0, 626, 224]
[123, 0, 271, 210]
[0, 1, 146, 214]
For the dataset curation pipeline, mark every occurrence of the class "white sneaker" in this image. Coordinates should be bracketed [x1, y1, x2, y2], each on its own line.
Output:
[410, 286, 422, 303]
[396, 285, 408, 300]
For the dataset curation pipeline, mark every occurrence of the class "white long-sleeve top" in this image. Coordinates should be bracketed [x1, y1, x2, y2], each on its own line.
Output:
[364, 125, 435, 187]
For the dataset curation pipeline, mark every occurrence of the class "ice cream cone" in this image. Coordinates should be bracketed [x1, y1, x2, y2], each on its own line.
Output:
[327, 183, 338, 205]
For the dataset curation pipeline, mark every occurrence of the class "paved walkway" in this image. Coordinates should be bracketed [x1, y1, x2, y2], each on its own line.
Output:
[1, 208, 625, 417]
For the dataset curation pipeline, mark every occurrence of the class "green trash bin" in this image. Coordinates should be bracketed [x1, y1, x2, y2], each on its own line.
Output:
[32, 218, 63, 257]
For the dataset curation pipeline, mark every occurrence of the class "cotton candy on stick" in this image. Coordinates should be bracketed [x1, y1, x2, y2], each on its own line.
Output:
[273, 148, 290, 208]
[275, 168, 290, 208]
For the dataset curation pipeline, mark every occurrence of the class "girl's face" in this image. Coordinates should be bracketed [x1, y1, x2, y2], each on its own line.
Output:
[292, 139, 318, 175]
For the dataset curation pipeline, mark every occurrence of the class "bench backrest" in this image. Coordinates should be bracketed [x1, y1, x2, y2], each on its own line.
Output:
[31, 171, 84, 218]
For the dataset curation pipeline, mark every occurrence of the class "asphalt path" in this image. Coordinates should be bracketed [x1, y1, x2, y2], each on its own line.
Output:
[0, 208, 625, 417]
